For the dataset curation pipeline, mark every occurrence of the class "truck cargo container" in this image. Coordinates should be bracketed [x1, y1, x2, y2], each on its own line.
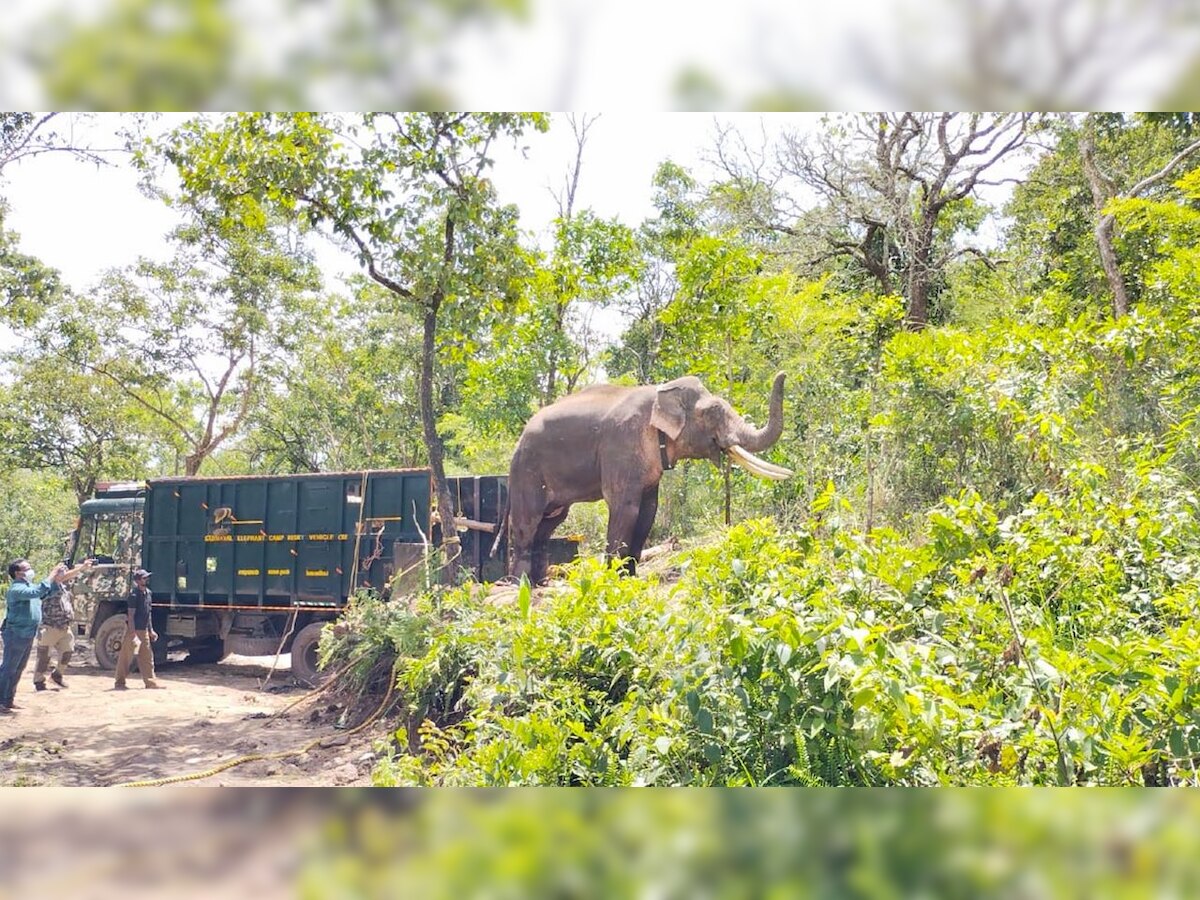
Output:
[64, 469, 578, 682]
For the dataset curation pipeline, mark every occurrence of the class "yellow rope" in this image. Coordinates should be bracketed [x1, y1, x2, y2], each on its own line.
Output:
[117, 534, 464, 788]
[117, 659, 400, 788]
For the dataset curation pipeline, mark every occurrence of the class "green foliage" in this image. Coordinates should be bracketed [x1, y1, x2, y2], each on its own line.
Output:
[0, 203, 68, 328]
[245, 283, 427, 472]
[299, 791, 1200, 897]
[29, 0, 527, 110]
[0, 469, 78, 568]
[355, 460, 1200, 786]
[1006, 114, 1199, 319]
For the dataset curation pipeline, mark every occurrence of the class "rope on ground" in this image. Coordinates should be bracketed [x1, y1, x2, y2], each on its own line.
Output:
[118, 530, 466, 787]
[116, 658, 401, 788]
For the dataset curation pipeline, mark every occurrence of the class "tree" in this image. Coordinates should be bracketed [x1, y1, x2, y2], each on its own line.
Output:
[2, 115, 96, 327]
[157, 112, 546, 572]
[853, 0, 1200, 108]
[448, 114, 639, 473]
[1079, 116, 1200, 318]
[0, 113, 109, 175]
[1008, 114, 1200, 319]
[0, 467, 78, 563]
[537, 114, 639, 403]
[49, 218, 321, 476]
[608, 160, 704, 385]
[0, 352, 148, 503]
[25, 0, 526, 109]
[714, 113, 1033, 330]
[245, 281, 426, 473]
[0, 202, 70, 328]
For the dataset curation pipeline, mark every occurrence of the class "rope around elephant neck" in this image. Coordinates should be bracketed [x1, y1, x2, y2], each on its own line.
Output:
[657, 429, 674, 471]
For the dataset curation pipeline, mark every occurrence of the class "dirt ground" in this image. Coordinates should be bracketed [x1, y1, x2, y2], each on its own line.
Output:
[0, 641, 394, 787]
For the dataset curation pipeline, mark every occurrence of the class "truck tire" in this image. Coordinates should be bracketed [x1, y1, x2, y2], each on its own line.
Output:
[94, 614, 128, 671]
[290, 622, 328, 685]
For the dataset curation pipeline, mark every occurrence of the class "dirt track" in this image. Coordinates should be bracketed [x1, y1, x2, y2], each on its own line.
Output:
[0, 644, 388, 787]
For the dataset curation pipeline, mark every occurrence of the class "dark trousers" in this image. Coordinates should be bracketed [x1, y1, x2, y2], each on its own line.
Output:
[0, 626, 36, 707]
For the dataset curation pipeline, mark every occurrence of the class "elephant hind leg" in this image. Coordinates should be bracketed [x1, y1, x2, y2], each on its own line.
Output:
[531, 509, 569, 584]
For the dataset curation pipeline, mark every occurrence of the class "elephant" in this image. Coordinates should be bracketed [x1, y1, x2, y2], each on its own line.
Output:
[502, 372, 792, 582]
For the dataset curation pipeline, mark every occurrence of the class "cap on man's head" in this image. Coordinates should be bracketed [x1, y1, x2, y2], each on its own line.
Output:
[132, 568, 152, 580]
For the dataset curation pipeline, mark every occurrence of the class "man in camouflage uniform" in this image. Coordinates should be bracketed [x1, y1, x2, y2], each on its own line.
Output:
[32, 574, 79, 690]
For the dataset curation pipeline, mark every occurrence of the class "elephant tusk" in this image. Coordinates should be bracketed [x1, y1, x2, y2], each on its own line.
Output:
[726, 444, 793, 480]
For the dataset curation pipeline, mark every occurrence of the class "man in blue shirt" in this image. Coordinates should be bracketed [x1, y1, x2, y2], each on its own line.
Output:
[1, 558, 91, 713]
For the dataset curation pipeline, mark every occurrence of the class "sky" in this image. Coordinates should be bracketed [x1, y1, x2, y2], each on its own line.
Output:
[0, 113, 801, 297]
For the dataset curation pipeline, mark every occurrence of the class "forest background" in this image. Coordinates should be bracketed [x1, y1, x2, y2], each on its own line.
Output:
[4, 111, 1200, 787]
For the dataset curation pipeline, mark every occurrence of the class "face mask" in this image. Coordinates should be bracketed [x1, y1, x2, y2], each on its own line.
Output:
[24, 569, 35, 581]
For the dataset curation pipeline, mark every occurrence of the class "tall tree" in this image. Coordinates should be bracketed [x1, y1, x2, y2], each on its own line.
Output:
[0, 352, 149, 503]
[1008, 114, 1200, 319]
[608, 160, 704, 385]
[1079, 115, 1200, 318]
[535, 114, 639, 405]
[714, 113, 1033, 329]
[156, 112, 546, 571]
[245, 281, 426, 473]
[50, 219, 321, 476]
[853, 0, 1199, 108]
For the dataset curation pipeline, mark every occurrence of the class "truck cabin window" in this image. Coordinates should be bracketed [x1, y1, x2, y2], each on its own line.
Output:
[76, 515, 120, 565]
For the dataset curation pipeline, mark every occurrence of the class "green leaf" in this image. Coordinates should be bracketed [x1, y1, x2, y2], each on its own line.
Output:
[517, 577, 532, 620]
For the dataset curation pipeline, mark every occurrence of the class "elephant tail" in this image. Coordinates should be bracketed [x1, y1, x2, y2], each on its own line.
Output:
[490, 498, 509, 558]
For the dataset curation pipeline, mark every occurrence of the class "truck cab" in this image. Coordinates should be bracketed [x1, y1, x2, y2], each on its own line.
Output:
[65, 484, 156, 666]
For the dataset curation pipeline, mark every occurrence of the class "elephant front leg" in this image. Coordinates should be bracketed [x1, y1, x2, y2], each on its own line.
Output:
[628, 485, 660, 566]
[604, 493, 644, 576]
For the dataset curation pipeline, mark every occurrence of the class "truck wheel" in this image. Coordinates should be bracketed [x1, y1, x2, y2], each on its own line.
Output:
[186, 638, 228, 665]
[94, 614, 128, 670]
[290, 622, 328, 685]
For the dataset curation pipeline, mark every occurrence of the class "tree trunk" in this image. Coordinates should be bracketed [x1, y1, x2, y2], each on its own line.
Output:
[904, 222, 936, 330]
[1080, 132, 1131, 318]
[185, 451, 203, 477]
[1094, 213, 1129, 319]
[419, 300, 461, 582]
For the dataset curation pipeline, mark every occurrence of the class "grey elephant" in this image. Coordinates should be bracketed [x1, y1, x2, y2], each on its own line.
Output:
[502, 372, 792, 582]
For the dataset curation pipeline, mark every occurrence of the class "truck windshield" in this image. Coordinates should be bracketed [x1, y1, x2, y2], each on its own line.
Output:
[74, 515, 124, 564]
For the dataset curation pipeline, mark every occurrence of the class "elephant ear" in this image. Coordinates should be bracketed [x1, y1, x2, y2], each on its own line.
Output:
[651, 381, 690, 440]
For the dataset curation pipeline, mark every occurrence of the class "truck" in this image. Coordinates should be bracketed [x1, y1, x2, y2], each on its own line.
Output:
[63, 469, 578, 682]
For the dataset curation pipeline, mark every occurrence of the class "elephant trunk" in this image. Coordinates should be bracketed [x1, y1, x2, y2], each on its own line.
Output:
[733, 372, 786, 452]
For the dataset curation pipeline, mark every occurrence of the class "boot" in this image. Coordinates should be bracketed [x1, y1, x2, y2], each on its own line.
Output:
[32, 646, 51, 689]
[51, 651, 71, 687]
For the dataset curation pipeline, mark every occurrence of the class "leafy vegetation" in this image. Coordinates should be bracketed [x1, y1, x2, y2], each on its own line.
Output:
[4, 112, 1200, 785]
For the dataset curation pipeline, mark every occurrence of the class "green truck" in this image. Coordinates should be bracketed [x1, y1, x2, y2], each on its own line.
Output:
[64, 469, 573, 682]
